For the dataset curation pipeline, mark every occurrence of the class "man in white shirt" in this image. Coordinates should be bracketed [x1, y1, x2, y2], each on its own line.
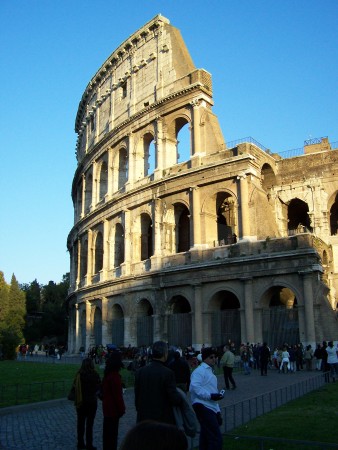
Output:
[189, 347, 224, 450]
[326, 341, 338, 382]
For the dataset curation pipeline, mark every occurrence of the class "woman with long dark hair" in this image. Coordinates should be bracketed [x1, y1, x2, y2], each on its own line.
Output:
[102, 351, 126, 450]
[75, 357, 101, 450]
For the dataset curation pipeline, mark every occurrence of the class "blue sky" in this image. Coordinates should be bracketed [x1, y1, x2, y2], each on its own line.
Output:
[1, 0, 337, 285]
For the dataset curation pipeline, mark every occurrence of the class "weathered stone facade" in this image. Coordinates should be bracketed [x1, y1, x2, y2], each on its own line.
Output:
[67, 15, 338, 353]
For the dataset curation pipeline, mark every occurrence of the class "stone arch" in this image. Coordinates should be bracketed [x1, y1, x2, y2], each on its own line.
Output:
[201, 189, 238, 246]
[76, 178, 83, 219]
[111, 303, 124, 346]
[80, 237, 88, 280]
[174, 202, 190, 252]
[93, 306, 102, 345]
[261, 163, 276, 191]
[85, 171, 93, 214]
[260, 285, 300, 349]
[140, 213, 153, 260]
[114, 222, 125, 267]
[136, 298, 154, 346]
[329, 192, 338, 235]
[117, 146, 128, 190]
[167, 115, 192, 164]
[288, 198, 312, 233]
[80, 309, 86, 349]
[94, 231, 103, 274]
[167, 295, 192, 348]
[98, 159, 108, 201]
[143, 132, 156, 176]
[207, 289, 241, 347]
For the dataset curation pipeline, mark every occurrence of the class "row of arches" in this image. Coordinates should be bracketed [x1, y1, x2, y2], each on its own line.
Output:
[76, 286, 299, 352]
[75, 119, 191, 219]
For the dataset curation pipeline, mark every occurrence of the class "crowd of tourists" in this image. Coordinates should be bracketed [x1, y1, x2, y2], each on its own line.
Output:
[69, 339, 338, 450]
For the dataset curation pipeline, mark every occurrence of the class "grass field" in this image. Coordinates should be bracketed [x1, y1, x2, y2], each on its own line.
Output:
[222, 382, 338, 449]
[0, 360, 134, 407]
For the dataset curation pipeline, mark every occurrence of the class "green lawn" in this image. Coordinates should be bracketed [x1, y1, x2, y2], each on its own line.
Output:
[222, 382, 338, 449]
[0, 360, 134, 407]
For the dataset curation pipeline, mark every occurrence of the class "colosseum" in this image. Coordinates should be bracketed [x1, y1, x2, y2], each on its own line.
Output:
[67, 14, 338, 354]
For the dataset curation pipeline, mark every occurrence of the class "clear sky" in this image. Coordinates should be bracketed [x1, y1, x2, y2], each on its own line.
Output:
[1, 0, 337, 286]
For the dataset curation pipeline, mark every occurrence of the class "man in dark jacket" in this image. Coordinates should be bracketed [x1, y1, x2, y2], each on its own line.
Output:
[168, 351, 191, 392]
[134, 341, 182, 424]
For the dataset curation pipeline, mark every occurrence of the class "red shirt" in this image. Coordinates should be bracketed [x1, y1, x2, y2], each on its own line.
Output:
[102, 371, 126, 419]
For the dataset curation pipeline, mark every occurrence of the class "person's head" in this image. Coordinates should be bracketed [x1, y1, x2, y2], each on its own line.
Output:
[201, 347, 217, 366]
[151, 341, 168, 362]
[79, 357, 95, 373]
[104, 351, 123, 376]
[328, 341, 333, 348]
[223, 345, 229, 352]
[174, 351, 181, 361]
[120, 420, 188, 450]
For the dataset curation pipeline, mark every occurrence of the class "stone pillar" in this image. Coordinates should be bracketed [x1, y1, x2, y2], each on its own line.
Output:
[85, 300, 91, 352]
[122, 210, 131, 275]
[126, 133, 134, 188]
[243, 278, 255, 343]
[237, 173, 250, 239]
[153, 314, 163, 342]
[76, 239, 81, 289]
[81, 174, 85, 218]
[191, 186, 201, 247]
[75, 304, 80, 354]
[107, 147, 114, 198]
[153, 198, 162, 256]
[86, 229, 93, 285]
[92, 161, 97, 209]
[102, 220, 109, 280]
[193, 284, 203, 349]
[101, 297, 109, 345]
[301, 270, 316, 346]
[155, 117, 164, 176]
[191, 100, 201, 155]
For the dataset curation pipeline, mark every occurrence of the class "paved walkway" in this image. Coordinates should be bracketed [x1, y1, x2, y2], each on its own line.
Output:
[0, 365, 325, 450]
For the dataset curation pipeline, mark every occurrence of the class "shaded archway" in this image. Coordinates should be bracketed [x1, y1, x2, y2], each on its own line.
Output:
[168, 295, 192, 347]
[94, 232, 103, 274]
[329, 193, 338, 235]
[85, 173, 93, 213]
[80, 238, 88, 280]
[99, 160, 108, 200]
[111, 304, 124, 346]
[140, 213, 153, 260]
[118, 147, 128, 190]
[80, 309, 86, 349]
[93, 307, 102, 345]
[177, 121, 191, 163]
[136, 299, 154, 346]
[261, 286, 299, 349]
[261, 163, 276, 191]
[209, 290, 241, 347]
[288, 198, 312, 232]
[216, 193, 236, 245]
[114, 223, 125, 267]
[174, 203, 190, 252]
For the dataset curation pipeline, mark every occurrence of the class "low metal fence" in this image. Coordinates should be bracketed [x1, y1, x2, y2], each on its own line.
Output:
[0, 380, 69, 407]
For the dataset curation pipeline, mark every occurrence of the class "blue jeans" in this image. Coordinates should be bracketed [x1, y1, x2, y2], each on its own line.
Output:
[193, 403, 222, 450]
[243, 361, 251, 374]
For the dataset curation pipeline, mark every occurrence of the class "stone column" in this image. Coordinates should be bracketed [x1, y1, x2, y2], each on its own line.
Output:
[237, 173, 250, 239]
[107, 147, 114, 198]
[76, 239, 81, 289]
[155, 117, 163, 175]
[101, 297, 109, 345]
[75, 304, 80, 354]
[85, 300, 91, 352]
[102, 220, 109, 280]
[243, 278, 255, 343]
[191, 100, 201, 155]
[153, 314, 163, 342]
[92, 161, 97, 209]
[81, 174, 85, 218]
[86, 229, 93, 285]
[301, 270, 316, 345]
[191, 186, 201, 247]
[122, 209, 131, 275]
[193, 284, 203, 349]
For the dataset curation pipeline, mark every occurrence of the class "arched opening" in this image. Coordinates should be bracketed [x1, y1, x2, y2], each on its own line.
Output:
[118, 147, 128, 190]
[288, 198, 312, 233]
[262, 286, 299, 349]
[111, 304, 124, 346]
[329, 193, 338, 235]
[137, 299, 154, 346]
[94, 232, 103, 274]
[93, 307, 102, 345]
[143, 132, 156, 176]
[209, 290, 241, 347]
[174, 203, 190, 252]
[85, 173, 92, 214]
[114, 223, 125, 267]
[99, 160, 108, 201]
[177, 120, 191, 163]
[216, 192, 236, 245]
[168, 295, 192, 347]
[140, 213, 153, 260]
[80, 239, 88, 280]
[76, 179, 83, 219]
[261, 163, 276, 191]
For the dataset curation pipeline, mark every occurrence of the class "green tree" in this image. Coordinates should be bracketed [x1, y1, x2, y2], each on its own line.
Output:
[0, 271, 9, 322]
[21, 279, 42, 313]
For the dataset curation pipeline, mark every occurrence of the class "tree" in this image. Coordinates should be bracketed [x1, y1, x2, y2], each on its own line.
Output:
[21, 279, 42, 313]
[0, 273, 26, 359]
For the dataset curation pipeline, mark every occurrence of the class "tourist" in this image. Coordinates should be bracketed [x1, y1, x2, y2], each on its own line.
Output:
[314, 344, 322, 371]
[134, 341, 182, 424]
[102, 351, 125, 450]
[189, 347, 224, 450]
[168, 351, 191, 393]
[304, 344, 314, 371]
[259, 342, 271, 376]
[119, 420, 188, 450]
[220, 344, 237, 389]
[326, 341, 338, 382]
[74, 358, 101, 450]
